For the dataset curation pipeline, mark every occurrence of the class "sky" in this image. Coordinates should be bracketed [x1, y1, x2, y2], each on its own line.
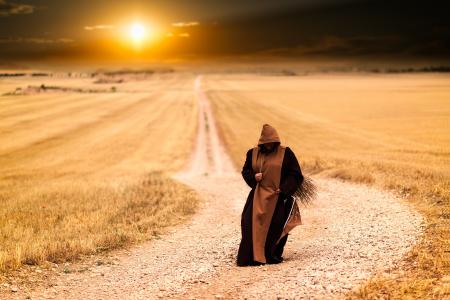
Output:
[0, 0, 449, 64]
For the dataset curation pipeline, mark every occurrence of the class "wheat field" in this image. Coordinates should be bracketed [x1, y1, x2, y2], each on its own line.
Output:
[0, 73, 199, 272]
[1, 71, 449, 297]
[204, 73, 450, 299]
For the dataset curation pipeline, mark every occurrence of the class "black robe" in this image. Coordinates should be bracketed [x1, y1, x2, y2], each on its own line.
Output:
[236, 146, 304, 266]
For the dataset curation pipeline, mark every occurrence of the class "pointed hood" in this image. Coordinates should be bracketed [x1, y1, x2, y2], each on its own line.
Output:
[257, 123, 281, 145]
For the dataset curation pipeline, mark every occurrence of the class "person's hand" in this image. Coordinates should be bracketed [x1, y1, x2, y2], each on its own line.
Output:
[255, 172, 263, 182]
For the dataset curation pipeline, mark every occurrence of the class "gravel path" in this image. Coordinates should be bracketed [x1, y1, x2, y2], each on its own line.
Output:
[2, 76, 424, 299]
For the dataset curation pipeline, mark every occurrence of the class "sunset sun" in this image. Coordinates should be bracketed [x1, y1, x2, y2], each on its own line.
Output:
[130, 22, 146, 42]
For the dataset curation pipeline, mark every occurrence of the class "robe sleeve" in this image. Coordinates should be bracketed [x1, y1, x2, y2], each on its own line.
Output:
[241, 148, 257, 189]
[280, 147, 304, 197]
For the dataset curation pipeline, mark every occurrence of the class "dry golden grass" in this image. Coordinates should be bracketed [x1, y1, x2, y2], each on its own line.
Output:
[0, 73, 199, 273]
[204, 73, 450, 299]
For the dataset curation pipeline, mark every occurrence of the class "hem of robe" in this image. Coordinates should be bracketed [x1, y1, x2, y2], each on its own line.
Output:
[237, 192, 292, 266]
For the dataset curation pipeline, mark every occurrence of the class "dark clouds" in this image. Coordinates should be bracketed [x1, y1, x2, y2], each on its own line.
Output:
[191, 0, 450, 58]
[0, 0, 34, 16]
[259, 36, 407, 57]
[0, 37, 73, 44]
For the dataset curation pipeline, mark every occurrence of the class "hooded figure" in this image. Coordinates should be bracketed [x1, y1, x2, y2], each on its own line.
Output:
[237, 123, 304, 266]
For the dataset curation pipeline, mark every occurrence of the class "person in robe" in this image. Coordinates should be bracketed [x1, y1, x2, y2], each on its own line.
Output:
[237, 123, 304, 266]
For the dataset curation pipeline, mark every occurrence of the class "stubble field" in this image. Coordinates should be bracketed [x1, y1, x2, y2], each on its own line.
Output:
[0, 73, 199, 273]
[204, 73, 450, 298]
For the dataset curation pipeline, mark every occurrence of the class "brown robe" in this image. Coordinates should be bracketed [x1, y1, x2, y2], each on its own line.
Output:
[237, 124, 304, 266]
[251, 144, 286, 263]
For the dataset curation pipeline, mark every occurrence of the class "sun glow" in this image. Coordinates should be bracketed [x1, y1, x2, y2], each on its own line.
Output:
[115, 19, 163, 53]
[130, 22, 146, 42]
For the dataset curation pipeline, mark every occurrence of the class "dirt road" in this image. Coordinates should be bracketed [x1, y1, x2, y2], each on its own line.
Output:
[5, 76, 423, 299]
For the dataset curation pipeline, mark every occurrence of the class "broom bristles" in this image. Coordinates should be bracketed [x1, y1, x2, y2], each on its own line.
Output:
[293, 176, 317, 206]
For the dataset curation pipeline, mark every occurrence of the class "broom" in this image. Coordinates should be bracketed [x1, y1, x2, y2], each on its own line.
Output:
[292, 175, 317, 206]
[276, 175, 316, 243]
